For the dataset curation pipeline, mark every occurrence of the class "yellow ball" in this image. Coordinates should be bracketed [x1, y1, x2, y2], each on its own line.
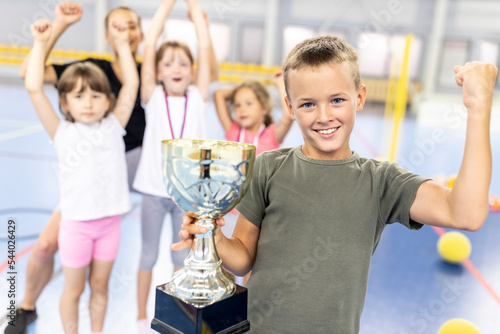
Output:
[446, 175, 457, 189]
[437, 231, 471, 264]
[438, 318, 481, 334]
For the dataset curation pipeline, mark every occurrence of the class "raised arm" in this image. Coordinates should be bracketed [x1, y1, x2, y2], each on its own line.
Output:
[187, 0, 211, 102]
[19, 1, 82, 84]
[410, 62, 498, 231]
[141, 0, 176, 104]
[109, 21, 140, 128]
[172, 213, 260, 276]
[190, 10, 218, 83]
[273, 72, 294, 144]
[25, 20, 60, 139]
[213, 87, 235, 132]
[206, 22, 219, 83]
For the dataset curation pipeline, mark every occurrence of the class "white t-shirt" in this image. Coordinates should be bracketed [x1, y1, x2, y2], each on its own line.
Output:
[54, 114, 131, 220]
[133, 85, 206, 198]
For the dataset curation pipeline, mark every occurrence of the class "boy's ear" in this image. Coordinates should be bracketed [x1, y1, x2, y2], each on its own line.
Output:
[284, 96, 295, 120]
[356, 84, 367, 112]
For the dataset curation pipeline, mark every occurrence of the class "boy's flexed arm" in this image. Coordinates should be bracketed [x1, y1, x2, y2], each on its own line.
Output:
[141, 0, 176, 104]
[25, 20, 60, 139]
[19, 1, 82, 83]
[110, 21, 140, 128]
[410, 62, 498, 231]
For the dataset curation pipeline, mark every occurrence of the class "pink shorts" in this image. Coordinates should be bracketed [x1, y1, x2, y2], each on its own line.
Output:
[58, 215, 121, 268]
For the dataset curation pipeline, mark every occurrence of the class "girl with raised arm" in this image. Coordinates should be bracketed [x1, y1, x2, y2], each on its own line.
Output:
[131, 0, 212, 330]
[25, 18, 138, 334]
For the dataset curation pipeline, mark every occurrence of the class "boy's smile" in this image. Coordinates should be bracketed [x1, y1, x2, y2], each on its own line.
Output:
[285, 62, 366, 160]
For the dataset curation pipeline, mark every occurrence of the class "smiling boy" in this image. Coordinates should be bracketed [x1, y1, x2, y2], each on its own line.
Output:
[175, 36, 498, 333]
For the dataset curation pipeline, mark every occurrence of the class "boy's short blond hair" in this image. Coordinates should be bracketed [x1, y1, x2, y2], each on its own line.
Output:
[282, 36, 360, 96]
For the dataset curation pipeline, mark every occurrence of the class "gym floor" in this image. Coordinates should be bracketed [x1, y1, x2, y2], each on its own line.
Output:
[1, 80, 499, 333]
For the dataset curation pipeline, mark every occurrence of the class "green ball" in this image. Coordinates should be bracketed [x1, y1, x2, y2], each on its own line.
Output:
[438, 318, 481, 334]
[437, 231, 471, 264]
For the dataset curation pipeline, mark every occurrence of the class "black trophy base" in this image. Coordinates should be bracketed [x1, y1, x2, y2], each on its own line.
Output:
[152, 283, 250, 334]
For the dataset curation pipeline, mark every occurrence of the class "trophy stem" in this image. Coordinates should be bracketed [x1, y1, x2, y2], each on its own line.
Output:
[168, 218, 236, 307]
[187, 219, 221, 268]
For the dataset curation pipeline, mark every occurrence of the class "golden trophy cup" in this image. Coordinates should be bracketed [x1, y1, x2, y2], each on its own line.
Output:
[152, 139, 256, 334]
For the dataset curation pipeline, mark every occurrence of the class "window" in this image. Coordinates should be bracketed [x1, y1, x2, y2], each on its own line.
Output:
[140, 18, 231, 62]
[282, 25, 315, 60]
[438, 40, 469, 88]
[320, 31, 345, 40]
[388, 35, 423, 80]
[209, 23, 231, 63]
[357, 32, 389, 77]
[282, 26, 345, 62]
[357, 32, 422, 79]
[240, 25, 264, 64]
[478, 40, 500, 86]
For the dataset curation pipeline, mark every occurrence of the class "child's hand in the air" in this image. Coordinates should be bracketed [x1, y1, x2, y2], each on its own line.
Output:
[55, 1, 83, 27]
[31, 20, 52, 43]
[454, 62, 498, 111]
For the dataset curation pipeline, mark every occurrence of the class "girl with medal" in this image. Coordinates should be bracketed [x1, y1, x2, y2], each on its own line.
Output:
[214, 73, 293, 156]
[132, 0, 211, 330]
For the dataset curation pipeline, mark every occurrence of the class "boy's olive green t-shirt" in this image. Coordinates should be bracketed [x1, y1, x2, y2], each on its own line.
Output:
[236, 146, 427, 334]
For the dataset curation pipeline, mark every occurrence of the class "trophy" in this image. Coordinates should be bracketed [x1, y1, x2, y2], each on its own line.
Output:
[152, 139, 256, 334]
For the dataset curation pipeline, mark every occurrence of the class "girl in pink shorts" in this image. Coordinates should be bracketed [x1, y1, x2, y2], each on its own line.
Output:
[25, 18, 138, 334]
[58, 215, 121, 268]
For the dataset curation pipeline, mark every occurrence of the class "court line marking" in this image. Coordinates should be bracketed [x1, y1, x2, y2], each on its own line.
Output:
[353, 129, 381, 158]
[0, 124, 43, 142]
[0, 202, 141, 275]
[0, 150, 57, 162]
[355, 130, 500, 307]
[0, 203, 141, 275]
[0, 119, 39, 128]
[0, 202, 141, 327]
[431, 226, 500, 306]
[0, 243, 35, 273]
